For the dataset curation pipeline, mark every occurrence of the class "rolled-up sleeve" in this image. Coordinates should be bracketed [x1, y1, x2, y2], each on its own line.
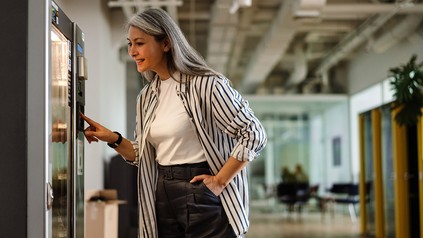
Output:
[211, 78, 267, 162]
[124, 140, 139, 166]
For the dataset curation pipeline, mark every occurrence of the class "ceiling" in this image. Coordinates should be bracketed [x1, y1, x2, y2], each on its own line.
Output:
[108, 0, 423, 96]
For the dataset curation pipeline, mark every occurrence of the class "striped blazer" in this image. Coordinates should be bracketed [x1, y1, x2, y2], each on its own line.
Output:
[126, 73, 267, 237]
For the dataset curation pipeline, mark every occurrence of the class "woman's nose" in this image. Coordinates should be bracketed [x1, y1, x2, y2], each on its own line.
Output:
[128, 45, 137, 57]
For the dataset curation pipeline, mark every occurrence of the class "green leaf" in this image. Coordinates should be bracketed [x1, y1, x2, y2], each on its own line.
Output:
[389, 54, 423, 126]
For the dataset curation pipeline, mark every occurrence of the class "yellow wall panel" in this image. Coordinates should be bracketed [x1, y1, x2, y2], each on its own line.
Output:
[392, 108, 409, 238]
[359, 115, 367, 234]
[418, 111, 423, 238]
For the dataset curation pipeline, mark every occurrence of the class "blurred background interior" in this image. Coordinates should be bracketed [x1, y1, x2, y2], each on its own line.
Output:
[7, 0, 423, 237]
[50, 0, 423, 237]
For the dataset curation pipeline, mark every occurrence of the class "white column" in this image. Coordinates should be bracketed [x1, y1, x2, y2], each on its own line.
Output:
[264, 120, 275, 194]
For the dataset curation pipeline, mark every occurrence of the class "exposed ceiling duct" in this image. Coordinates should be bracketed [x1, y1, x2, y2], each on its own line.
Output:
[229, 0, 252, 14]
[371, 14, 423, 53]
[109, 0, 423, 97]
[319, 2, 423, 15]
[313, 1, 423, 78]
[227, 4, 255, 79]
[295, 0, 327, 17]
[206, 0, 238, 74]
[238, 0, 299, 94]
[314, 12, 397, 75]
[108, 0, 182, 21]
[285, 43, 307, 89]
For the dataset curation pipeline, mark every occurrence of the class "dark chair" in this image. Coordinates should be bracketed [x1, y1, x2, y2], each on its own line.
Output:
[328, 183, 351, 194]
[277, 183, 297, 205]
[328, 183, 359, 221]
[276, 182, 311, 212]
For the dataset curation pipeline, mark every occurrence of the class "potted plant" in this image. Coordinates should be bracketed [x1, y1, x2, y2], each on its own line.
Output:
[390, 54, 423, 126]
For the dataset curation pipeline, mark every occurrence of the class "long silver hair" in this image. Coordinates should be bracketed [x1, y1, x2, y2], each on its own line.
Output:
[127, 8, 219, 81]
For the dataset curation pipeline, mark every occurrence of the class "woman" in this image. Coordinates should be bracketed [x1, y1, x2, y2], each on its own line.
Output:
[81, 8, 266, 238]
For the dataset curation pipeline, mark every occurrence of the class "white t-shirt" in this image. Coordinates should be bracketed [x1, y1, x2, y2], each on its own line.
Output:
[147, 75, 206, 166]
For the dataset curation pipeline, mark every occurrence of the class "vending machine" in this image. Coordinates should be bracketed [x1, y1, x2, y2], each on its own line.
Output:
[48, 1, 87, 237]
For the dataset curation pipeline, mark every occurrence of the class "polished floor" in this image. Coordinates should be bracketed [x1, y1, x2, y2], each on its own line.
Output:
[247, 203, 361, 238]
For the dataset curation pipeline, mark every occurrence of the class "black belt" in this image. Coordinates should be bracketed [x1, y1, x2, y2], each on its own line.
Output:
[158, 162, 210, 180]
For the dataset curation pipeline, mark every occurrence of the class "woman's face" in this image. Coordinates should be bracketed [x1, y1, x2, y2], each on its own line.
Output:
[127, 26, 170, 78]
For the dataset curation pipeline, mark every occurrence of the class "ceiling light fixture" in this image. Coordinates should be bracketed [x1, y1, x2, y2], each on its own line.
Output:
[229, 0, 252, 14]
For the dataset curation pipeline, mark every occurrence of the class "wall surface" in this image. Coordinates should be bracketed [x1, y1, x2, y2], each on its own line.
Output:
[323, 102, 351, 187]
[307, 102, 351, 193]
[348, 26, 423, 95]
[0, 1, 29, 237]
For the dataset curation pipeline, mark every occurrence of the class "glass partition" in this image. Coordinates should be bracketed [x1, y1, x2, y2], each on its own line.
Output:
[51, 25, 71, 238]
[363, 112, 375, 235]
[381, 106, 395, 237]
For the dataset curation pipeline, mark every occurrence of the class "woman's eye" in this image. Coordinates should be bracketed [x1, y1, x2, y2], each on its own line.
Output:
[127, 42, 143, 48]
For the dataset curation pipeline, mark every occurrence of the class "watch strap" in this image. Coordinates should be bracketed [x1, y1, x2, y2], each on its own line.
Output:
[107, 131, 122, 148]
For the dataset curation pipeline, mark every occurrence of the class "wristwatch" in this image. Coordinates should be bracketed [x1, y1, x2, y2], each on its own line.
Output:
[107, 131, 122, 148]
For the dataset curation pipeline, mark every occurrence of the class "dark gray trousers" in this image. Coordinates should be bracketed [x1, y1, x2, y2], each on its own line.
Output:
[156, 163, 236, 238]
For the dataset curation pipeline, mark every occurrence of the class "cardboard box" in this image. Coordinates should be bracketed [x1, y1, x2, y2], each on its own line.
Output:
[85, 189, 126, 238]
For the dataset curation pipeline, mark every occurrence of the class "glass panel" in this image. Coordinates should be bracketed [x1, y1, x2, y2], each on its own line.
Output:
[249, 116, 311, 213]
[364, 112, 375, 235]
[51, 26, 71, 238]
[381, 107, 395, 237]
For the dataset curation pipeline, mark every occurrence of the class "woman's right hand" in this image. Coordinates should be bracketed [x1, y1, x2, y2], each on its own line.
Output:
[80, 113, 116, 144]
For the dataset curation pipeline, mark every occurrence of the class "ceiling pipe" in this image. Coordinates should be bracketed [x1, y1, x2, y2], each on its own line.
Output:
[303, 0, 422, 93]
[304, 1, 418, 93]
[230, 0, 252, 14]
[108, 0, 183, 8]
[227, 3, 255, 80]
[108, 0, 182, 21]
[295, 0, 327, 17]
[285, 43, 308, 90]
[238, 0, 298, 93]
[371, 14, 423, 53]
[109, 0, 137, 20]
[320, 3, 423, 15]
[320, 71, 330, 93]
[314, 11, 397, 75]
[206, 0, 238, 74]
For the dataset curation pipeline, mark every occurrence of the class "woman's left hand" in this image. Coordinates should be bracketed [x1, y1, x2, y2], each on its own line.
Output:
[190, 175, 225, 197]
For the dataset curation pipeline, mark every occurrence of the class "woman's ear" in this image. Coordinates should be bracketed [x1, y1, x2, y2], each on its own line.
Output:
[163, 37, 171, 52]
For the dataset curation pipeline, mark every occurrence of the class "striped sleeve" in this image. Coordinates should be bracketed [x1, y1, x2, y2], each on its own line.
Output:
[211, 77, 267, 161]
